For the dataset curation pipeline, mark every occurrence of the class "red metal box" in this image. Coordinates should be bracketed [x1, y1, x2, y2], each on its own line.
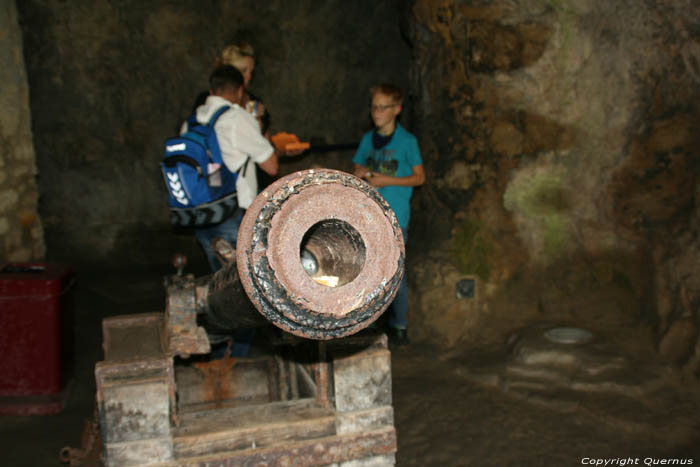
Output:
[0, 263, 75, 414]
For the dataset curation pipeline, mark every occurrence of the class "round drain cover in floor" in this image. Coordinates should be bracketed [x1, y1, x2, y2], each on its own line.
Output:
[544, 327, 593, 344]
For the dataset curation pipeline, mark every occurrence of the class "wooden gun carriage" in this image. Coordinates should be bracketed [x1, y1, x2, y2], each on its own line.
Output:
[93, 170, 404, 467]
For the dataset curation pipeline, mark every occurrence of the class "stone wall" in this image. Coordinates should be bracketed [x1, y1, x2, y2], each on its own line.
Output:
[0, 0, 44, 262]
[16, 0, 410, 268]
[404, 0, 700, 365]
[13, 0, 700, 367]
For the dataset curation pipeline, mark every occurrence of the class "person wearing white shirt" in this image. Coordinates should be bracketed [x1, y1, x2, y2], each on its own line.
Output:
[186, 65, 279, 272]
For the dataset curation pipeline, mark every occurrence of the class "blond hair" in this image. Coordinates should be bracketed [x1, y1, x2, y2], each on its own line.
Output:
[216, 43, 255, 68]
[370, 83, 403, 105]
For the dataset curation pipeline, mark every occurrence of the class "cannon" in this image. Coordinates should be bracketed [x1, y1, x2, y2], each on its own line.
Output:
[89, 169, 404, 466]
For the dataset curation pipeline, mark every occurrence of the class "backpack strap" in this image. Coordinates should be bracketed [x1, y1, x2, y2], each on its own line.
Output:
[185, 105, 230, 131]
[197, 105, 232, 164]
[237, 156, 252, 180]
[207, 105, 231, 127]
[185, 113, 198, 131]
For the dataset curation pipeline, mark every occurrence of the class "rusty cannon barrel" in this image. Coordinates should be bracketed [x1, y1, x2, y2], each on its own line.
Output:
[169, 169, 404, 354]
[228, 168, 405, 340]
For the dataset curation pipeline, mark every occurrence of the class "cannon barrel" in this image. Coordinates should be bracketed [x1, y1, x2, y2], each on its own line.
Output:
[196, 169, 405, 341]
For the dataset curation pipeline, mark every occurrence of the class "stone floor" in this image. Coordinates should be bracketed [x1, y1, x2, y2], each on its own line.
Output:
[1, 262, 699, 466]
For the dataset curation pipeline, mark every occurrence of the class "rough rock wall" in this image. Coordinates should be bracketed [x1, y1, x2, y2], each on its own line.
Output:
[0, 0, 44, 262]
[16, 0, 409, 267]
[405, 0, 699, 364]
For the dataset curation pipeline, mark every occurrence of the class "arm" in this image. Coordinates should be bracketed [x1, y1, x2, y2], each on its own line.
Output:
[365, 164, 425, 188]
[257, 150, 279, 176]
[232, 110, 279, 176]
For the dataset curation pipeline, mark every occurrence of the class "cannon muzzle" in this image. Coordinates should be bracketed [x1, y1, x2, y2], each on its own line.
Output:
[236, 168, 405, 339]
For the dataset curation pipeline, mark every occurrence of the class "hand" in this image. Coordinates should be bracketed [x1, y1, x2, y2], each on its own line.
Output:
[353, 166, 371, 178]
[365, 172, 392, 188]
[281, 147, 306, 157]
[275, 146, 306, 158]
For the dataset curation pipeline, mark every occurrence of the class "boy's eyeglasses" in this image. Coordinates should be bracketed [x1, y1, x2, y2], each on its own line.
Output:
[370, 104, 398, 112]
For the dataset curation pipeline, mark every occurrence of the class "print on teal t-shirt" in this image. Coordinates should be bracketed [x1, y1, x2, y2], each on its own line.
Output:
[352, 123, 423, 228]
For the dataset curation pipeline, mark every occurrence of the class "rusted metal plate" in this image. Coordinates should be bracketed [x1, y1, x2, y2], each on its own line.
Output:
[175, 357, 278, 410]
[237, 169, 405, 340]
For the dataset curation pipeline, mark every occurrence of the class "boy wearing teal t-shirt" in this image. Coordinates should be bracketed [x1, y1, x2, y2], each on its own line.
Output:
[353, 84, 425, 347]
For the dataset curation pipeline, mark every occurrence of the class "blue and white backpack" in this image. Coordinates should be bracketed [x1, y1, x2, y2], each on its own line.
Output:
[162, 106, 245, 227]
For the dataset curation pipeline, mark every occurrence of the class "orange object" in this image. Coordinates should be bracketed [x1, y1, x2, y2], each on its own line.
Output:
[285, 142, 310, 152]
[271, 132, 309, 153]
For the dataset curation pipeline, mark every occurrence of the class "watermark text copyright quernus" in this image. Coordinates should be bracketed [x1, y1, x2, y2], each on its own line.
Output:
[581, 458, 694, 466]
